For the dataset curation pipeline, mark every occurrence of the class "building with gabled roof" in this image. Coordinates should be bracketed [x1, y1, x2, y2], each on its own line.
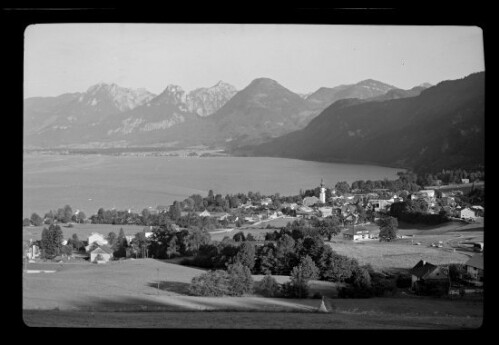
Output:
[90, 245, 114, 263]
[343, 225, 379, 241]
[410, 260, 447, 290]
[465, 253, 483, 286]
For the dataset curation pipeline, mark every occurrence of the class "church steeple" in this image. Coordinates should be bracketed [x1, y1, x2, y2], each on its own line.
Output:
[319, 178, 326, 203]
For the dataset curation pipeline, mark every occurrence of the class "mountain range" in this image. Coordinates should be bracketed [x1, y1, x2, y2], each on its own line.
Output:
[234, 72, 484, 172]
[24, 77, 430, 149]
[23, 73, 485, 173]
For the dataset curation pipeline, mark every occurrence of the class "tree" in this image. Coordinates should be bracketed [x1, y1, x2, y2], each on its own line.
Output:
[235, 242, 256, 270]
[23, 218, 31, 227]
[40, 224, 64, 259]
[227, 262, 254, 296]
[71, 233, 82, 251]
[378, 216, 398, 242]
[334, 181, 351, 195]
[76, 211, 86, 224]
[107, 232, 117, 249]
[232, 231, 246, 242]
[256, 274, 281, 297]
[166, 236, 178, 259]
[285, 256, 319, 298]
[30, 213, 43, 226]
[62, 205, 73, 223]
[246, 233, 256, 242]
[114, 228, 128, 258]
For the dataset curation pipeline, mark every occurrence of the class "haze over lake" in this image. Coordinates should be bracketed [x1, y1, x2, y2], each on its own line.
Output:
[23, 154, 403, 217]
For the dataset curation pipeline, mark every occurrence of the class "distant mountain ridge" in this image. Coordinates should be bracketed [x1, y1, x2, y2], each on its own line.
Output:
[24, 77, 436, 150]
[306, 79, 398, 111]
[234, 72, 484, 172]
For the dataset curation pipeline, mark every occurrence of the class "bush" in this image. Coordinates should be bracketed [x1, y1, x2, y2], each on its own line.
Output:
[396, 274, 412, 288]
[188, 262, 254, 297]
[255, 274, 281, 297]
[227, 262, 254, 296]
[371, 278, 398, 297]
[338, 286, 373, 298]
[312, 292, 322, 299]
[189, 270, 230, 296]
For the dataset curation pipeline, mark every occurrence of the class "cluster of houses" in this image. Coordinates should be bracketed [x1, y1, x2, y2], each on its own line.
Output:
[410, 253, 484, 296]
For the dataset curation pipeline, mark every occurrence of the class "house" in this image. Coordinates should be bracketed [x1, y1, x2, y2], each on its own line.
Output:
[90, 245, 114, 263]
[440, 196, 456, 207]
[260, 198, 273, 206]
[281, 202, 298, 210]
[86, 232, 108, 251]
[343, 226, 379, 241]
[461, 179, 470, 184]
[156, 205, 169, 213]
[125, 235, 134, 246]
[302, 196, 320, 207]
[369, 199, 394, 212]
[471, 205, 484, 217]
[464, 253, 483, 286]
[27, 244, 40, 259]
[410, 260, 448, 290]
[459, 207, 476, 219]
[197, 210, 211, 217]
[318, 207, 333, 217]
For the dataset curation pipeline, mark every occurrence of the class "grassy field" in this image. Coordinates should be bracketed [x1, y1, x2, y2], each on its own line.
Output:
[328, 220, 483, 272]
[23, 305, 483, 329]
[22, 255, 483, 329]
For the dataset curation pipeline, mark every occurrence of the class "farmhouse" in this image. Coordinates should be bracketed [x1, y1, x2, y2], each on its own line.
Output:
[459, 207, 476, 219]
[410, 260, 448, 290]
[318, 207, 333, 217]
[86, 232, 108, 251]
[369, 199, 394, 212]
[343, 226, 378, 241]
[465, 253, 483, 286]
[90, 245, 114, 263]
[260, 198, 273, 206]
[197, 210, 211, 217]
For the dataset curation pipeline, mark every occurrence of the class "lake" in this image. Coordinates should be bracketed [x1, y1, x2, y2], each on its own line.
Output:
[23, 154, 403, 217]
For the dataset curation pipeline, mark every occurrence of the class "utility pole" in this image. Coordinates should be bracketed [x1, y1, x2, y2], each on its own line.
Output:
[157, 267, 159, 295]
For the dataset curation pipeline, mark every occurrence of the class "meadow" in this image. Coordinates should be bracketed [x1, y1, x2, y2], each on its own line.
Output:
[22, 257, 483, 329]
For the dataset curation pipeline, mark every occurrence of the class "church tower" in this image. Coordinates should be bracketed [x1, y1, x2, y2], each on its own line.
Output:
[319, 178, 326, 204]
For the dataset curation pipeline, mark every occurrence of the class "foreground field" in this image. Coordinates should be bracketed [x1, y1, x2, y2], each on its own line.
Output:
[23, 305, 483, 329]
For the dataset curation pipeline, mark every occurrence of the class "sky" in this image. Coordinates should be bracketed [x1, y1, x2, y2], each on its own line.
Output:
[24, 24, 485, 98]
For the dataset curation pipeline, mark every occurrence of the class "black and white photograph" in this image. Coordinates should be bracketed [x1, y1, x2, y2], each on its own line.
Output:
[19, 13, 485, 329]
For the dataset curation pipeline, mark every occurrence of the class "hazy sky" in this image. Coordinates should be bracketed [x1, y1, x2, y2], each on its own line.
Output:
[24, 24, 485, 98]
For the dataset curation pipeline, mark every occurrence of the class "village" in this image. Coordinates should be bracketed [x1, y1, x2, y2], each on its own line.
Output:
[23, 174, 484, 302]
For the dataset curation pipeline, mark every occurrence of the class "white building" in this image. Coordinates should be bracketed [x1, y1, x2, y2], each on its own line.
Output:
[318, 207, 333, 217]
[459, 207, 476, 219]
[319, 178, 326, 204]
[86, 232, 109, 251]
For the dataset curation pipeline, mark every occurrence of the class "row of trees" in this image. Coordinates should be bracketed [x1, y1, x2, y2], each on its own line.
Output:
[389, 200, 450, 225]
[23, 205, 87, 227]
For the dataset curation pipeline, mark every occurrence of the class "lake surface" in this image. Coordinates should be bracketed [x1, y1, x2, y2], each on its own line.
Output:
[23, 154, 403, 217]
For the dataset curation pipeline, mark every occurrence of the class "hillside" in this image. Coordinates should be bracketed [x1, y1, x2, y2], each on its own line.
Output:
[207, 78, 318, 147]
[235, 72, 484, 172]
[306, 79, 398, 111]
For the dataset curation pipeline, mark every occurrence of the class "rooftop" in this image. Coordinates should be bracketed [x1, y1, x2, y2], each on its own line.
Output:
[465, 253, 483, 270]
